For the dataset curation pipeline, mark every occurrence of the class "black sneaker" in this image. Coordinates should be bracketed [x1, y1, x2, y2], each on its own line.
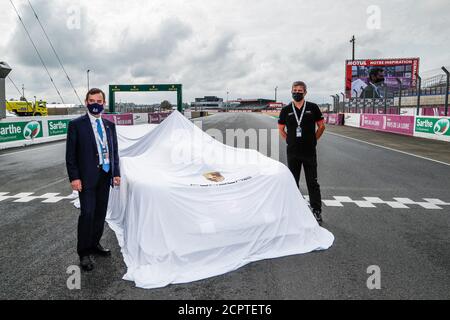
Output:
[313, 209, 323, 225]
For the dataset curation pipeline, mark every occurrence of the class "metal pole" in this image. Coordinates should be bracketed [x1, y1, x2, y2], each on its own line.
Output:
[330, 95, 336, 112]
[372, 96, 376, 114]
[442, 67, 449, 116]
[361, 86, 366, 114]
[0, 78, 6, 119]
[416, 73, 421, 116]
[383, 86, 388, 114]
[275, 86, 278, 102]
[396, 78, 402, 115]
[340, 92, 345, 113]
[335, 94, 340, 113]
[87, 69, 90, 92]
[353, 89, 358, 113]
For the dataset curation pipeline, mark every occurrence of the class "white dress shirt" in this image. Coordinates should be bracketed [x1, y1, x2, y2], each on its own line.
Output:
[87, 112, 109, 165]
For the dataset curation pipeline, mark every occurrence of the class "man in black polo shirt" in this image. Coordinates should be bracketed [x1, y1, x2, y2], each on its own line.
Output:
[278, 81, 326, 224]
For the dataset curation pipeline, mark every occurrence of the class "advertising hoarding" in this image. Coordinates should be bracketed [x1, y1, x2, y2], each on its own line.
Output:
[345, 58, 420, 98]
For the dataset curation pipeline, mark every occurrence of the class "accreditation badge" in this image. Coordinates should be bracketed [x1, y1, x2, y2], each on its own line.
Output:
[296, 126, 302, 138]
[101, 146, 110, 165]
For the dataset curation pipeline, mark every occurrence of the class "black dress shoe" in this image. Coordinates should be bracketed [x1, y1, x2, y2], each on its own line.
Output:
[92, 244, 111, 257]
[313, 209, 323, 225]
[80, 255, 94, 272]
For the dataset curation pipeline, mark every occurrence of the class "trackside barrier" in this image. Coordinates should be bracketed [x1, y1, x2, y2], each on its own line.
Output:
[0, 115, 78, 149]
[148, 112, 172, 124]
[324, 113, 344, 125]
[0, 113, 136, 150]
[343, 113, 450, 142]
[101, 113, 134, 125]
[414, 116, 450, 142]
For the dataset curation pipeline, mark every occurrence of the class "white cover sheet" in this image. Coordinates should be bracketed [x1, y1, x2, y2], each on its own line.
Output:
[106, 111, 334, 289]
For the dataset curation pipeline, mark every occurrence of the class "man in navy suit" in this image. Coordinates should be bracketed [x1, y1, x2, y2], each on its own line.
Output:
[66, 88, 121, 271]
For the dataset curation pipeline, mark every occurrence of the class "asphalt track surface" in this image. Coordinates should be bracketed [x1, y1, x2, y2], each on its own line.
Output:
[0, 112, 449, 300]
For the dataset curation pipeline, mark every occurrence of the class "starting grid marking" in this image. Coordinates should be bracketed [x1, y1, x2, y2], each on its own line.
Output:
[0, 192, 449, 210]
[0, 192, 78, 203]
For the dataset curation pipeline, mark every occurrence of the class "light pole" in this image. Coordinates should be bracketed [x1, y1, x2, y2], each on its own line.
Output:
[416, 73, 421, 116]
[353, 89, 358, 113]
[274, 86, 278, 102]
[87, 69, 91, 92]
[442, 67, 449, 116]
[226, 91, 229, 112]
[350, 35, 356, 61]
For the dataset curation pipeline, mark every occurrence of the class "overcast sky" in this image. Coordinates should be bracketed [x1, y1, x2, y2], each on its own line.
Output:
[1, 0, 449, 105]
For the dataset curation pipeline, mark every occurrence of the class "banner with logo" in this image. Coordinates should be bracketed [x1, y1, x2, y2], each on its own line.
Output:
[384, 115, 415, 136]
[414, 116, 450, 142]
[360, 114, 414, 136]
[102, 113, 134, 126]
[48, 119, 70, 136]
[148, 112, 172, 124]
[132, 113, 149, 125]
[0, 120, 43, 143]
[344, 113, 361, 128]
[327, 114, 344, 125]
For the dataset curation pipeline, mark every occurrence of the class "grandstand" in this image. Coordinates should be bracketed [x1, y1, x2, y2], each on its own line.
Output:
[229, 98, 276, 111]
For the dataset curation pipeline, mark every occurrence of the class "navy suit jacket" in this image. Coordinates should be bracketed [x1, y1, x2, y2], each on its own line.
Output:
[66, 114, 121, 189]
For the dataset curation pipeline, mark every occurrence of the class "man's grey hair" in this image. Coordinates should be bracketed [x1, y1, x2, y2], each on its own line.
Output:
[292, 81, 307, 91]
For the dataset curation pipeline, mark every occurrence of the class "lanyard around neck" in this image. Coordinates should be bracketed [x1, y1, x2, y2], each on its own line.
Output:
[291, 101, 307, 126]
[95, 119, 107, 148]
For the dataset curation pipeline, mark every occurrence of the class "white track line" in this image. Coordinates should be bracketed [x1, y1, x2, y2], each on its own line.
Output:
[0, 142, 65, 158]
[326, 131, 450, 167]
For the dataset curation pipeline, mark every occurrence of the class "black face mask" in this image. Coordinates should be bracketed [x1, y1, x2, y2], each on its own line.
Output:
[292, 92, 305, 102]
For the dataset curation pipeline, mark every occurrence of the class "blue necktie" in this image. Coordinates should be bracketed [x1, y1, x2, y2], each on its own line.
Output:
[96, 119, 110, 173]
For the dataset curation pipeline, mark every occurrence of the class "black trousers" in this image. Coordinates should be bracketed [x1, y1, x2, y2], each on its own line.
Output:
[77, 170, 111, 257]
[287, 152, 322, 211]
